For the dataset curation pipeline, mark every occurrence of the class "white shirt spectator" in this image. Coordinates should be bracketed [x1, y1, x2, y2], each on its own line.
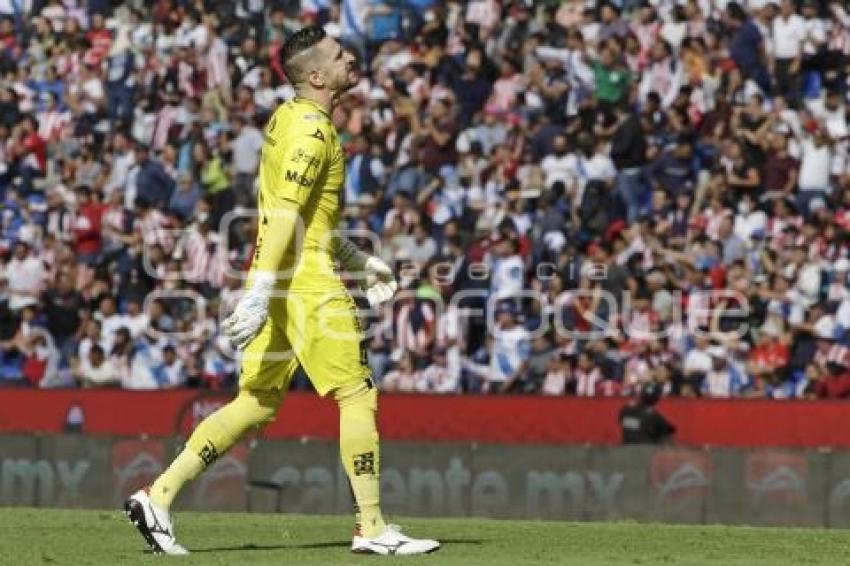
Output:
[569, 151, 617, 203]
[807, 99, 848, 175]
[803, 15, 827, 56]
[206, 36, 229, 90]
[540, 152, 573, 190]
[124, 339, 184, 389]
[703, 369, 734, 398]
[489, 324, 531, 384]
[231, 124, 264, 175]
[489, 253, 524, 299]
[106, 150, 135, 197]
[98, 313, 126, 353]
[542, 367, 569, 395]
[123, 312, 149, 339]
[0, 0, 32, 16]
[702, 361, 748, 398]
[30, 335, 64, 389]
[660, 20, 688, 51]
[773, 13, 806, 59]
[381, 367, 418, 392]
[78, 356, 118, 387]
[5, 254, 46, 310]
[639, 57, 683, 108]
[157, 358, 187, 388]
[40, 2, 67, 32]
[835, 296, 850, 330]
[684, 346, 712, 375]
[734, 207, 768, 240]
[798, 138, 831, 190]
[416, 361, 458, 393]
[81, 76, 104, 114]
[465, 0, 500, 30]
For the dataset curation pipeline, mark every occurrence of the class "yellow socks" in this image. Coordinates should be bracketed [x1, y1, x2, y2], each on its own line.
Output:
[149, 449, 204, 509]
[149, 388, 281, 511]
[336, 380, 386, 538]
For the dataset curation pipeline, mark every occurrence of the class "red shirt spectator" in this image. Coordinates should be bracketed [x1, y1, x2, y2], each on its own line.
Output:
[815, 371, 850, 399]
[21, 124, 47, 171]
[86, 14, 112, 64]
[73, 188, 105, 257]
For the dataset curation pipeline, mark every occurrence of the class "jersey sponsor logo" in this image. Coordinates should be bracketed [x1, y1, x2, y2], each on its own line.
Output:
[289, 148, 318, 164]
[302, 112, 323, 122]
[285, 169, 315, 186]
[309, 128, 326, 142]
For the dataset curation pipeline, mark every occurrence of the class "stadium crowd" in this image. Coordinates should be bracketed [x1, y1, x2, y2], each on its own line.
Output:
[1, 0, 850, 399]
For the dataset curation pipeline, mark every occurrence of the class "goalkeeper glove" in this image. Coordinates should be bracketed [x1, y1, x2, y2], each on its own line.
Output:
[338, 240, 398, 308]
[221, 271, 276, 350]
[362, 255, 398, 308]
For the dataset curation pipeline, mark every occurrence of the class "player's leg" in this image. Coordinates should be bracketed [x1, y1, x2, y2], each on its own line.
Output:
[125, 311, 297, 554]
[148, 387, 283, 508]
[334, 377, 384, 535]
[291, 289, 439, 555]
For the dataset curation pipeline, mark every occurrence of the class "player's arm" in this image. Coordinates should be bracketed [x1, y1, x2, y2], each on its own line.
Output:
[222, 125, 328, 349]
[252, 133, 328, 273]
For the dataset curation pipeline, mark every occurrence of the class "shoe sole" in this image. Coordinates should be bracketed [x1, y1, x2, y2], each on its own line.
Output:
[351, 545, 441, 555]
[124, 498, 164, 555]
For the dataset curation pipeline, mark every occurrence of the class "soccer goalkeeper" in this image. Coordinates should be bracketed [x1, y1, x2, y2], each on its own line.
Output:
[124, 26, 439, 556]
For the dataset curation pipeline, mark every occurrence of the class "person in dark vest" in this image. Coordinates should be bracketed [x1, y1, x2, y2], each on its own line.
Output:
[619, 382, 676, 444]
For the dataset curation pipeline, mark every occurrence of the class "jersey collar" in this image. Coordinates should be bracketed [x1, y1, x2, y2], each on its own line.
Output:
[293, 96, 330, 118]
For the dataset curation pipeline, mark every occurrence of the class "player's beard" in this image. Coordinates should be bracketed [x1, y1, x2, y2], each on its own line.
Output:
[343, 63, 359, 92]
[331, 64, 359, 107]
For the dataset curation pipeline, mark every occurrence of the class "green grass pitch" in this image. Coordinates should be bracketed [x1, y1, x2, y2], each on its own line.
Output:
[1, 508, 848, 565]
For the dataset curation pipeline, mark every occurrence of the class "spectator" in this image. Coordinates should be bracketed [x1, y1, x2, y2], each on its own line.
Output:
[381, 353, 418, 393]
[726, 2, 772, 95]
[611, 107, 649, 223]
[72, 186, 104, 266]
[73, 344, 118, 388]
[592, 42, 631, 108]
[619, 382, 676, 444]
[416, 347, 458, 393]
[5, 240, 46, 311]
[167, 169, 200, 221]
[645, 136, 696, 197]
[772, 0, 806, 107]
[702, 345, 750, 398]
[131, 142, 175, 210]
[541, 351, 571, 396]
[487, 301, 531, 393]
[229, 114, 263, 207]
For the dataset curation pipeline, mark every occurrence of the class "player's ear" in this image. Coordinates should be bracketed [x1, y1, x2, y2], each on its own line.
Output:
[307, 67, 325, 89]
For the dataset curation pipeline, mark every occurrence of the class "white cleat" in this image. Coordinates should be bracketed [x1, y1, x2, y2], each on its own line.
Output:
[351, 524, 440, 555]
[123, 488, 189, 555]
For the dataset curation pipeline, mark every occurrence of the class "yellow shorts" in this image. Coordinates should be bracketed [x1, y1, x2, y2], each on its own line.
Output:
[238, 286, 372, 396]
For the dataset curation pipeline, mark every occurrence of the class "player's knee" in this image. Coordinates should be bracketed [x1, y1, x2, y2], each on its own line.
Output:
[239, 388, 282, 427]
[334, 378, 378, 411]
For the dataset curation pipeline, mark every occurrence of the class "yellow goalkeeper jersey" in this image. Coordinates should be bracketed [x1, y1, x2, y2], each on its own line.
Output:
[253, 96, 345, 291]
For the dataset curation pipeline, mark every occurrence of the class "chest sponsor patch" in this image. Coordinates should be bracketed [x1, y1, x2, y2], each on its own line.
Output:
[285, 169, 314, 186]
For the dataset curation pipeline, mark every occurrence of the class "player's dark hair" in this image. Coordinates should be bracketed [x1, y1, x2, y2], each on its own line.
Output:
[281, 25, 327, 84]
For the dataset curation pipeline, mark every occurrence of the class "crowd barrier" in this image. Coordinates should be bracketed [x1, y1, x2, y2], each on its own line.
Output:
[4, 434, 850, 527]
[3, 389, 850, 447]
